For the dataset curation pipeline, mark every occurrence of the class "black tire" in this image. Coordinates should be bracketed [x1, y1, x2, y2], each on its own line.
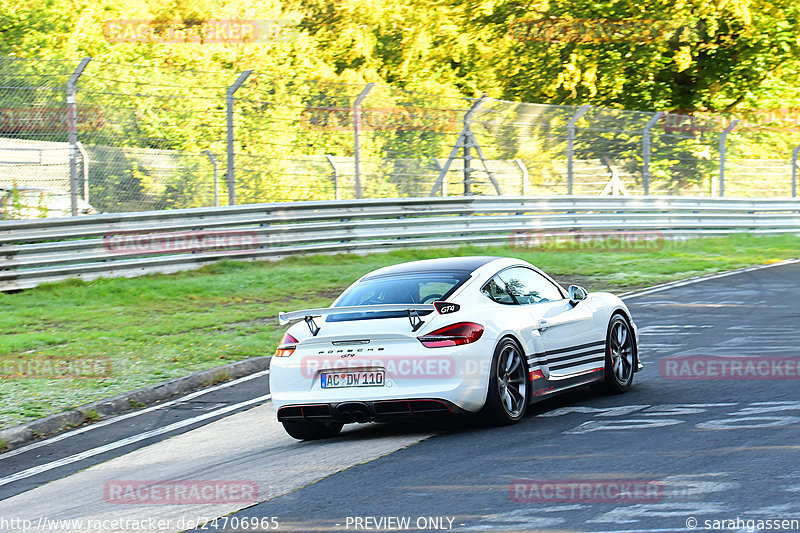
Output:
[481, 338, 530, 425]
[282, 420, 343, 440]
[593, 314, 637, 394]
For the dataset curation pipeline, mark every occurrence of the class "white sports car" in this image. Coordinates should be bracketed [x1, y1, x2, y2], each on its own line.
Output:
[271, 256, 640, 440]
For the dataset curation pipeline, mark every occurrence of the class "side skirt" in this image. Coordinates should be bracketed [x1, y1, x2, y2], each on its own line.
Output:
[526, 366, 604, 404]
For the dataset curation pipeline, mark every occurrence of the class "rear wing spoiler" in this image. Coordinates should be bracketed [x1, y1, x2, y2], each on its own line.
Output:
[278, 302, 459, 335]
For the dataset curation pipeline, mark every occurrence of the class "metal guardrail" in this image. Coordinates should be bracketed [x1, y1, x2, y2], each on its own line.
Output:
[2, 196, 800, 291]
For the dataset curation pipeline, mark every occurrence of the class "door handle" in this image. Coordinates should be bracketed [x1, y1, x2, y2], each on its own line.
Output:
[538, 319, 550, 331]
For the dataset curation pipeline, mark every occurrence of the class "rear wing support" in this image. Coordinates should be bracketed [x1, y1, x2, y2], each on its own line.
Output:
[304, 316, 320, 336]
[408, 309, 424, 332]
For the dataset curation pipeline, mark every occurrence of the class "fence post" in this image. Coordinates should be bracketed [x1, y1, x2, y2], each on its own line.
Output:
[325, 154, 340, 201]
[226, 70, 252, 206]
[67, 57, 91, 216]
[75, 141, 89, 203]
[642, 111, 665, 195]
[203, 150, 219, 207]
[462, 96, 487, 196]
[718, 119, 739, 197]
[792, 144, 800, 198]
[431, 158, 447, 196]
[566, 104, 591, 195]
[353, 83, 375, 199]
[429, 96, 489, 197]
[514, 159, 529, 195]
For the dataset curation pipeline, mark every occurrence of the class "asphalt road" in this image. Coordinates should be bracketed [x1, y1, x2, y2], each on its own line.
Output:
[1, 260, 799, 533]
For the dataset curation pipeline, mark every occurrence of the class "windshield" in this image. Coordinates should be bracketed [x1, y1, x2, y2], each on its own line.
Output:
[327, 271, 471, 322]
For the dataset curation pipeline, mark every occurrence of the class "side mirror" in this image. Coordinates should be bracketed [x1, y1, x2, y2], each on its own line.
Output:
[568, 285, 587, 306]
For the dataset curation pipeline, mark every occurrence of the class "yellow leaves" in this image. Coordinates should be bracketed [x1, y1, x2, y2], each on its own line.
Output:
[557, 54, 581, 96]
[722, 0, 753, 25]
[693, 0, 754, 39]
[557, 54, 598, 98]
[674, 45, 693, 72]
[582, 63, 598, 98]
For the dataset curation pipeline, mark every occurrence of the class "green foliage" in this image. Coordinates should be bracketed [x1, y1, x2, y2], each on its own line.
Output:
[2, 0, 799, 112]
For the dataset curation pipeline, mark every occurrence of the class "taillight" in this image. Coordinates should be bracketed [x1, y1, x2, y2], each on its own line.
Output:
[418, 322, 484, 348]
[274, 333, 298, 357]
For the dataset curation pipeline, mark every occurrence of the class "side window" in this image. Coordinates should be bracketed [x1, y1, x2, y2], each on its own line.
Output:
[481, 276, 516, 305]
[497, 267, 563, 305]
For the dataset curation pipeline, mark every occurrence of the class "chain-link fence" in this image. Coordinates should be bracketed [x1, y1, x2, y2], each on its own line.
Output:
[2, 56, 799, 216]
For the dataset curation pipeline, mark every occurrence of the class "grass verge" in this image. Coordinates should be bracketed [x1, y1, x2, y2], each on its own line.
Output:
[0, 233, 798, 429]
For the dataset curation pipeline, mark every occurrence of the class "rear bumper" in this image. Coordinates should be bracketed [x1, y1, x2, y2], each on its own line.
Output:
[269, 337, 496, 414]
[276, 398, 469, 424]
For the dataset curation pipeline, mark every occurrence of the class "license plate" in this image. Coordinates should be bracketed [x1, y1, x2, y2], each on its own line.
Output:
[321, 370, 385, 388]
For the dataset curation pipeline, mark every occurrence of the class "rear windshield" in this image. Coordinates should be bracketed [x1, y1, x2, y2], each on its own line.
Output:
[327, 271, 471, 322]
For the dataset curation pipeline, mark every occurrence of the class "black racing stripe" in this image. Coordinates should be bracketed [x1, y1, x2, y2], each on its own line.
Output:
[544, 339, 605, 356]
[546, 347, 605, 364]
[550, 356, 605, 371]
[528, 340, 605, 365]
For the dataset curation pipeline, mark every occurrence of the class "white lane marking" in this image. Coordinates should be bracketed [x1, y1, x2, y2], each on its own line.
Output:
[564, 418, 685, 434]
[643, 403, 737, 416]
[620, 258, 800, 299]
[539, 405, 650, 418]
[0, 394, 271, 487]
[589, 501, 728, 523]
[696, 416, 800, 430]
[638, 325, 712, 334]
[0, 369, 270, 460]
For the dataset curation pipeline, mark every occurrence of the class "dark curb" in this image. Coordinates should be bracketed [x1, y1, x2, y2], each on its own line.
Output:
[0, 356, 271, 452]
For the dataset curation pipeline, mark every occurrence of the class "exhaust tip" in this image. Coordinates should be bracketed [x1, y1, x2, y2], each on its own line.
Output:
[336, 402, 372, 423]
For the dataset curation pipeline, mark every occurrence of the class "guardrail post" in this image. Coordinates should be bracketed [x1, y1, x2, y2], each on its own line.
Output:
[718, 119, 739, 197]
[353, 83, 375, 199]
[325, 154, 340, 201]
[203, 150, 219, 207]
[566, 104, 591, 195]
[67, 57, 91, 216]
[792, 144, 800, 198]
[642, 111, 665, 195]
[226, 70, 252, 206]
